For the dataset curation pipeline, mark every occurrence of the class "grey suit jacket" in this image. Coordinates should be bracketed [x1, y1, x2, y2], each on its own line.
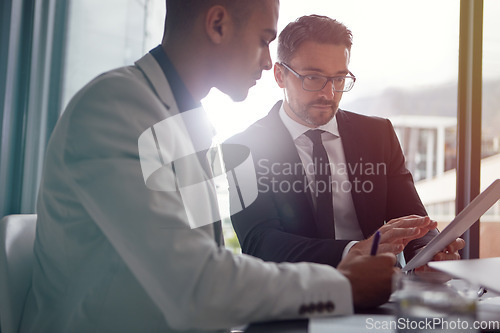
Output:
[20, 54, 354, 333]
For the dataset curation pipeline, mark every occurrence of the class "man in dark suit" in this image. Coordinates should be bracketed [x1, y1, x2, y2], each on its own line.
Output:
[225, 15, 463, 268]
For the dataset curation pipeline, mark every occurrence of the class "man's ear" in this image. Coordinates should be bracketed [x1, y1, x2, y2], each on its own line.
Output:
[274, 63, 286, 88]
[205, 6, 232, 44]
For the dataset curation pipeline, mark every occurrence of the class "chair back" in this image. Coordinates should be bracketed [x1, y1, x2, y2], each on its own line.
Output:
[0, 214, 37, 333]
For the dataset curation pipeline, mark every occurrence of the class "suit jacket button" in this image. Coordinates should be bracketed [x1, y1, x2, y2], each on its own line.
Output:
[317, 302, 325, 313]
[325, 301, 335, 312]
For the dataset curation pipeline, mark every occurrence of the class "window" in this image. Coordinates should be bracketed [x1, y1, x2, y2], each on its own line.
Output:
[62, 0, 165, 109]
[1, 0, 493, 257]
[480, 0, 500, 258]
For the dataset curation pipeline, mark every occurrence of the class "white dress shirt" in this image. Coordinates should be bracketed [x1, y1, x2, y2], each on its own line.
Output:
[279, 105, 364, 255]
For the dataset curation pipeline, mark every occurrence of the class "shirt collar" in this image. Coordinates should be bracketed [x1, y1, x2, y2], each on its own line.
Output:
[278, 102, 340, 140]
[149, 45, 201, 113]
[150, 45, 216, 148]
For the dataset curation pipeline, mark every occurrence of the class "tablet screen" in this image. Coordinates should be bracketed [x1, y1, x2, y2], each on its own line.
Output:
[404, 179, 500, 272]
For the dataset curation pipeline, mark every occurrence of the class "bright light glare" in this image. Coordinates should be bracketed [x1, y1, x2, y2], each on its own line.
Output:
[203, 0, 463, 141]
[202, 69, 282, 141]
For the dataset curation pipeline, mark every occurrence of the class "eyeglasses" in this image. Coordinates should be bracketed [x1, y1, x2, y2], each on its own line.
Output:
[280, 63, 356, 92]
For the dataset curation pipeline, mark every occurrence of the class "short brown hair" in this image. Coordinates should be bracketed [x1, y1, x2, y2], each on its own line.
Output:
[277, 15, 353, 64]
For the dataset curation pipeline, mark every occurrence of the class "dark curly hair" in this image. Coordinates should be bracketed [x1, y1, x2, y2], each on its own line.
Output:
[164, 0, 270, 35]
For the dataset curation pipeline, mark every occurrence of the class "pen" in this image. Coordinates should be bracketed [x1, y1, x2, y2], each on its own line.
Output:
[477, 287, 487, 298]
[370, 230, 381, 256]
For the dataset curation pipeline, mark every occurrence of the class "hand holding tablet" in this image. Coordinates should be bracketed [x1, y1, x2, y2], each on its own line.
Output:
[404, 179, 500, 272]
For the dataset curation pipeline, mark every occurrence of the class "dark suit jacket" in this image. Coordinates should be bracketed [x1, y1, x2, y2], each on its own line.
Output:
[225, 101, 437, 267]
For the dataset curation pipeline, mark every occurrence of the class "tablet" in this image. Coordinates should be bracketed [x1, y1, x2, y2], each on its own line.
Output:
[428, 258, 500, 294]
[403, 179, 500, 272]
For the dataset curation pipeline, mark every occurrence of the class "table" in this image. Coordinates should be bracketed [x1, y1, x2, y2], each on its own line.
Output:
[244, 304, 394, 332]
[243, 299, 500, 333]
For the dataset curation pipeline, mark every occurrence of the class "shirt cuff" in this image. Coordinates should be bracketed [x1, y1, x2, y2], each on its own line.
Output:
[342, 241, 359, 259]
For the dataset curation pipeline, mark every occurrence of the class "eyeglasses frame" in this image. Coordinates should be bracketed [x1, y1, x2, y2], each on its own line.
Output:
[280, 62, 356, 92]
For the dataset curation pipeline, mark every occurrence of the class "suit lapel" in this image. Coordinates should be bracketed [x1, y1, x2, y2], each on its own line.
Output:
[262, 102, 303, 166]
[259, 102, 316, 228]
[134, 54, 222, 241]
[337, 110, 372, 238]
[135, 53, 177, 111]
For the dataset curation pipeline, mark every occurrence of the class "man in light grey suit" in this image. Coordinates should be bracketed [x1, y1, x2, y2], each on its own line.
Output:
[20, 1, 398, 332]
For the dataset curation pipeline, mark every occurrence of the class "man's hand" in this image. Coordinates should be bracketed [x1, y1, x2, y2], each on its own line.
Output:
[350, 215, 437, 256]
[414, 237, 465, 273]
[337, 249, 398, 309]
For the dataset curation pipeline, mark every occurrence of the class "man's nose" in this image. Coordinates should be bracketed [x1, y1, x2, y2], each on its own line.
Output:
[261, 49, 272, 71]
[318, 79, 336, 99]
